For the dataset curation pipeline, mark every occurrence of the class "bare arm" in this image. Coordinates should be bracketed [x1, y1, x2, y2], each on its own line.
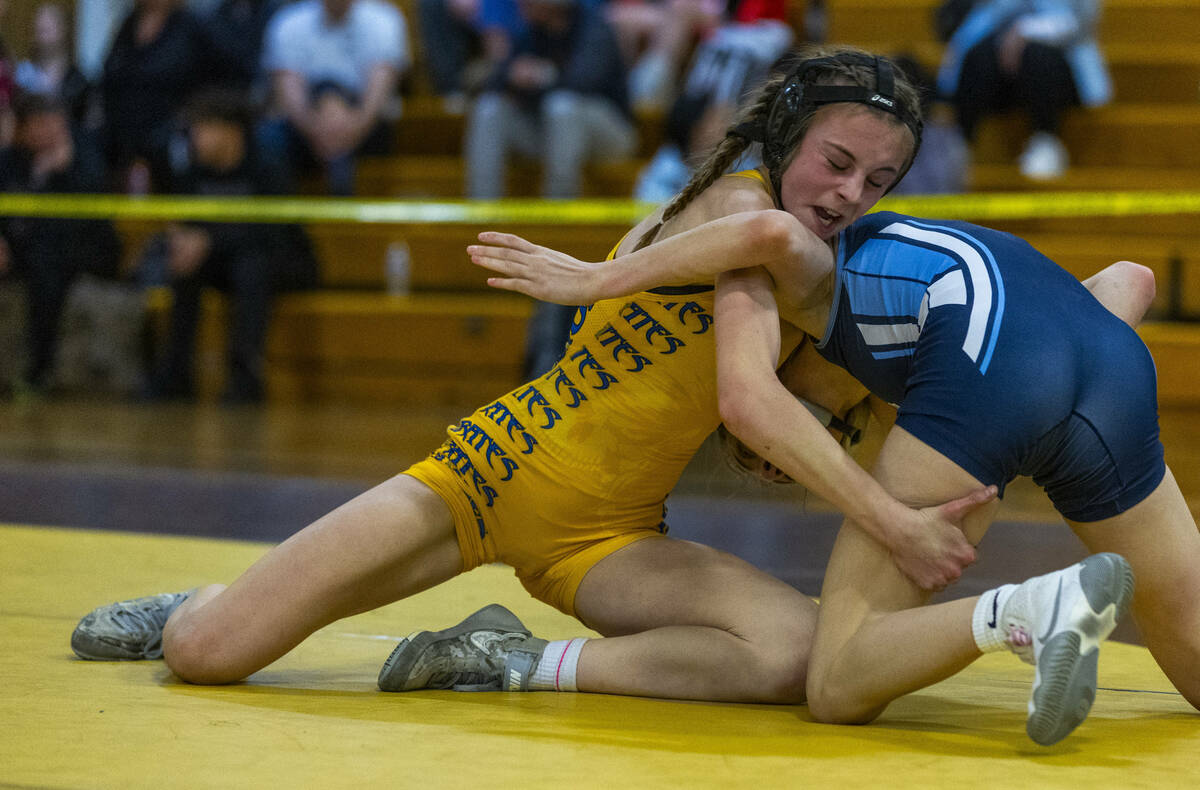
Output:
[470, 208, 833, 321]
[274, 71, 315, 133]
[714, 267, 989, 590]
[346, 63, 399, 144]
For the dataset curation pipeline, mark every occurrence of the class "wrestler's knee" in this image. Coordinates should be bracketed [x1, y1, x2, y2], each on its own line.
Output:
[162, 591, 251, 685]
[804, 648, 886, 725]
[742, 615, 814, 704]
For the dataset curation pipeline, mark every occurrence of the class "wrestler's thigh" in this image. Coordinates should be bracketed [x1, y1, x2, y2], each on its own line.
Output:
[573, 536, 817, 648]
[1068, 467, 1200, 709]
[166, 473, 463, 678]
[811, 427, 998, 671]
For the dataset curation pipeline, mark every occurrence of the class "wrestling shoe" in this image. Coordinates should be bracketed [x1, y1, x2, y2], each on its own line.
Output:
[378, 604, 548, 692]
[71, 591, 190, 660]
[992, 553, 1135, 746]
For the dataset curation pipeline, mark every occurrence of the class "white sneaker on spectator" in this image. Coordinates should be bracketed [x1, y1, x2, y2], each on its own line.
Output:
[635, 145, 692, 203]
[1019, 132, 1069, 180]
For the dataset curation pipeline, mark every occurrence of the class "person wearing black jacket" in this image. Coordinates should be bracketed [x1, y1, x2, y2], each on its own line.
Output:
[0, 95, 121, 392]
[146, 89, 318, 404]
[98, 0, 209, 191]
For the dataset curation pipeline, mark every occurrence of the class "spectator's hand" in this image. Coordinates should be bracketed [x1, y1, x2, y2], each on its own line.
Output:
[997, 25, 1028, 75]
[167, 225, 211, 278]
[508, 56, 558, 91]
[31, 138, 74, 182]
[469, 231, 604, 305]
[889, 486, 996, 591]
[448, 0, 479, 22]
[310, 97, 367, 160]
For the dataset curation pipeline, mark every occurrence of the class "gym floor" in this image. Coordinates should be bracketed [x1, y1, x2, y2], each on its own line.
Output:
[1, 399, 1198, 787]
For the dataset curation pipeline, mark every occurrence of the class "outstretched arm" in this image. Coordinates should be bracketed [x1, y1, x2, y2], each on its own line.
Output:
[469, 209, 832, 315]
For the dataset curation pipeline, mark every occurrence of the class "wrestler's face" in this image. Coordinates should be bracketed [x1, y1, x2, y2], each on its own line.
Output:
[777, 103, 913, 242]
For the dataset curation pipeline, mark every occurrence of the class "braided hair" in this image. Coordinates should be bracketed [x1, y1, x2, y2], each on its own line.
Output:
[637, 45, 924, 250]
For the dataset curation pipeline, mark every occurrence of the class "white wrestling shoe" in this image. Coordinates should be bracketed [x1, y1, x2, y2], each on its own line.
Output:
[71, 591, 190, 660]
[378, 604, 548, 692]
[987, 553, 1135, 746]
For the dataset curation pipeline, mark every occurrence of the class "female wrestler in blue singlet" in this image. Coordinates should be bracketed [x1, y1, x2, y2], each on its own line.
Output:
[470, 90, 1198, 746]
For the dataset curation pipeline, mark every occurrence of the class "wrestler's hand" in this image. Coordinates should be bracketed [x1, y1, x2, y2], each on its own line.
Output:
[469, 231, 603, 304]
[891, 485, 996, 591]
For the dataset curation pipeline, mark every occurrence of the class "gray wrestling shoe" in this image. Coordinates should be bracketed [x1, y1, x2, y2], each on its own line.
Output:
[71, 592, 190, 660]
[378, 604, 548, 692]
[996, 553, 1135, 746]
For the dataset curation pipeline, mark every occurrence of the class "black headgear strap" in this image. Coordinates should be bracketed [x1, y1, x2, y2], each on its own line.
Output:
[730, 54, 923, 198]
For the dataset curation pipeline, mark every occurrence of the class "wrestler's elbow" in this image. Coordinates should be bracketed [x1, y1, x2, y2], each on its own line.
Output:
[741, 210, 826, 295]
[717, 376, 771, 450]
[739, 210, 804, 264]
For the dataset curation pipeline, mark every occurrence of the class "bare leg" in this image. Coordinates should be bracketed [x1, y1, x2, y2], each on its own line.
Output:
[1069, 467, 1200, 710]
[163, 473, 463, 684]
[1082, 260, 1155, 327]
[806, 426, 999, 723]
[572, 537, 818, 703]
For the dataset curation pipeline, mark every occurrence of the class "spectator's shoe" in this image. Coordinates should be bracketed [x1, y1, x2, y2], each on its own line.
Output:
[995, 554, 1134, 746]
[71, 592, 190, 660]
[1018, 132, 1068, 180]
[378, 604, 548, 692]
[634, 144, 692, 203]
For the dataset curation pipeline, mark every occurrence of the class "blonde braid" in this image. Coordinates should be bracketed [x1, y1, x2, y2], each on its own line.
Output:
[632, 74, 785, 250]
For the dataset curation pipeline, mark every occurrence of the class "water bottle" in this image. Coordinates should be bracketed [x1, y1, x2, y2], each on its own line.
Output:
[385, 240, 411, 295]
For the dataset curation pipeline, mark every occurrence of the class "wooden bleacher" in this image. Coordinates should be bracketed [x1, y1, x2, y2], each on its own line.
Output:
[140, 0, 1200, 406]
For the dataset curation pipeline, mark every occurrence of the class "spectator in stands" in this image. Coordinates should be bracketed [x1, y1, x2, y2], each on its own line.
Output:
[605, 0, 723, 113]
[634, 0, 792, 202]
[462, 0, 636, 378]
[416, 0, 525, 114]
[462, 0, 636, 200]
[14, 3, 91, 128]
[98, 0, 209, 193]
[0, 95, 121, 393]
[146, 89, 318, 404]
[887, 53, 968, 195]
[202, 0, 288, 97]
[936, 0, 1111, 180]
[259, 0, 410, 195]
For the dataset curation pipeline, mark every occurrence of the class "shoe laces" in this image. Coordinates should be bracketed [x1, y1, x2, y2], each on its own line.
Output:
[111, 598, 172, 631]
[424, 631, 529, 690]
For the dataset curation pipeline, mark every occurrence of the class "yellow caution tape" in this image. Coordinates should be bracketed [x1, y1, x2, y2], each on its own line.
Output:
[2, 191, 1200, 224]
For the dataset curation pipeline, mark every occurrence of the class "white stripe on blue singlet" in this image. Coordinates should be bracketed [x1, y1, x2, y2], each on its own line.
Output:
[857, 321, 921, 347]
[879, 221, 1004, 372]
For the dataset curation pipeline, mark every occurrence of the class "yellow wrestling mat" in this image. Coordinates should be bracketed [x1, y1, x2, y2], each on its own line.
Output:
[2, 524, 1196, 789]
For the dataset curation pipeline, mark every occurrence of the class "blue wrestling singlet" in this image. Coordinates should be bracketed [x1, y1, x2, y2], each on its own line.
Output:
[815, 211, 1165, 522]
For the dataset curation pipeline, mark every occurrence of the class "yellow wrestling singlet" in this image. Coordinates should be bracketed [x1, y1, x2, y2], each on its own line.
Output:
[405, 276, 720, 616]
[407, 171, 778, 615]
